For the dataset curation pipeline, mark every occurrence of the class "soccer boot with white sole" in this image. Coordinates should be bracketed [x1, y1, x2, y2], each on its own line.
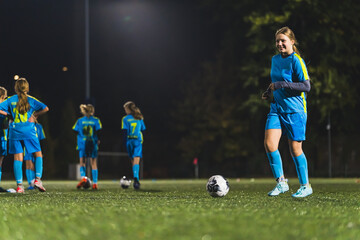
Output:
[34, 179, 46, 192]
[268, 180, 289, 196]
[16, 185, 25, 193]
[292, 185, 313, 198]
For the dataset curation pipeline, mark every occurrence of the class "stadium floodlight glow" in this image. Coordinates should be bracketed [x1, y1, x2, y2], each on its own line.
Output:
[14, 75, 19, 80]
[62, 66, 68, 72]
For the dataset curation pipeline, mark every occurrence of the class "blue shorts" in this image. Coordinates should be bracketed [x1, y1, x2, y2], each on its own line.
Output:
[265, 111, 307, 141]
[0, 140, 7, 156]
[9, 138, 41, 155]
[24, 149, 35, 162]
[79, 147, 98, 158]
[126, 139, 143, 159]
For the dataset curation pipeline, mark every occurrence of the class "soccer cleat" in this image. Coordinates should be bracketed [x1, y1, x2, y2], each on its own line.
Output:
[16, 185, 25, 193]
[76, 177, 87, 189]
[268, 180, 289, 196]
[34, 179, 46, 192]
[133, 178, 140, 190]
[27, 186, 35, 190]
[0, 187, 8, 192]
[92, 183, 98, 190]
[292, 185, 313, 198]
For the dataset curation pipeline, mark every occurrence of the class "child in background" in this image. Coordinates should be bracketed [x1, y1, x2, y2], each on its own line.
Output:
[0, 78, 49, 193]
[0, 87, 9, 192]
[24, 122, 46, 190]
[73, 104, 102, 190]
[122, 101, 146, 190]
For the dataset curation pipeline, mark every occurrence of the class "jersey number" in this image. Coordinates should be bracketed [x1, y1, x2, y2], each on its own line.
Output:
[130, 123, 137, 134]
[13, 108, 28, 123]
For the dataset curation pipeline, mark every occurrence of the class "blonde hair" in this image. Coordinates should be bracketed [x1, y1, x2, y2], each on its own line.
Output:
[15, 78, 30, 115]
[123, 101, 143, 120]
[0, 86, 7, 99]
[275, 26, 300, 56]
[80, 104, 95, 116]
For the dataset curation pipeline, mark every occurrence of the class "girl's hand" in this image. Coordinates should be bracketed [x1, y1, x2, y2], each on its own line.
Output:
[29, 115, 37, 123]
[268, 83, 275, 91]
[261, 83, 274, 100]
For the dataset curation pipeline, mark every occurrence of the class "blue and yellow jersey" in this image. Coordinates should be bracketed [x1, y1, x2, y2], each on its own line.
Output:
[0, 115, 8, 141]
[73, 116, 102, 150]
[35, 123, 46, 141]
[0, 95, 47, 140]
[121, 115, 146, 142]
[270, 52, 309, 113]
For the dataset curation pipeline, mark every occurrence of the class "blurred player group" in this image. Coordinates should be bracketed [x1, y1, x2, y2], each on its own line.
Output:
[0, 78, 146, 193]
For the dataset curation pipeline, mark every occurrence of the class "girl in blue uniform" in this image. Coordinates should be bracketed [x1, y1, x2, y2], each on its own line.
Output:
[0, 78, 49, 193]
[262, 27, 312, 198]
[24, 122, 46, 190]
[0, 87, 9, 192]
[122, 101, 145, 190]
[73, 104, 102, 190]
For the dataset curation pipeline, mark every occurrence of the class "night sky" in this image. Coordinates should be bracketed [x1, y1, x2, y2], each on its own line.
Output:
[0, 0, 222, 160]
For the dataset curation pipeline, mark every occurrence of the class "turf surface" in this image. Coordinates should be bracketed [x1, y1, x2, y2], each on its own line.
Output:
[0, 178, 359, 240]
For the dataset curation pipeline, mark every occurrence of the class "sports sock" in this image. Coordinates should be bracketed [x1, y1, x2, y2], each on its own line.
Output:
[80, 166, 86, 177]
[133, 164, 140, 180]
[266, 150, 284, 179]
[92, 169, 98, 184]
[35, 157, 43, 178]
[292, 153, 309, 185]
[14, 160, 23, 185]
[0, 167, 2, 184]
[25, 169, 35, 185]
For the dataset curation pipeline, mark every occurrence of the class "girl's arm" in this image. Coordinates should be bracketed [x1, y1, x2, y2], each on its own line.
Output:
[273, 80, 311, 92]
[29, 107, 49, 122]
[0, 110, 7, 116]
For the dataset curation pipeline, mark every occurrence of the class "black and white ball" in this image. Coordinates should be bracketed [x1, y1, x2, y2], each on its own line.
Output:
[120, 176, 131, 189]
[83, 177, 91, 189]
[206, 175, 229, 197]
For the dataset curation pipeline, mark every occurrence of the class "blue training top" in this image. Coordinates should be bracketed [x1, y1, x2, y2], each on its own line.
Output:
[35, 123, 46, 141]
[121, 115, 146, 142]
[0, 115, 8, 141]
[0, 95, 47, 140]
[270, 52, 310, 113]
[73, 116, 102, 151]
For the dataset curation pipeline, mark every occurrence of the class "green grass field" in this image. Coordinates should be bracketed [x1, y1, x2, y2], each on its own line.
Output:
[0, 178, 359, 240]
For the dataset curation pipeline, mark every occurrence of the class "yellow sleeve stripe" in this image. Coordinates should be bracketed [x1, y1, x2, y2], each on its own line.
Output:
[121, 116, 126, 129]
[72, 121, 78, 130]
[294, 53, 309, 80]
[301, 92, 307, 113]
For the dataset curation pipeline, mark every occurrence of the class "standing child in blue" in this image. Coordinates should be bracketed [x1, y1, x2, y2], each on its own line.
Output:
[0, 87, 9, 192]
[0, 78, 49, 193]
[73, 104, 102, 190]
[24, 122, 46, 190]
[122, 101, 145, 190]
[262, 27, 312, 198]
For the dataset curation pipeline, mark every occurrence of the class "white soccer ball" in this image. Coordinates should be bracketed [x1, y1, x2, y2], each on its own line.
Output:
[120, 176, 131, 189]
[206, 175, 229, 197]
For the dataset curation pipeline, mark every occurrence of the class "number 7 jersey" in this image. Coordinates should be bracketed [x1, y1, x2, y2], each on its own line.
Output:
[121, 115, 146, 142]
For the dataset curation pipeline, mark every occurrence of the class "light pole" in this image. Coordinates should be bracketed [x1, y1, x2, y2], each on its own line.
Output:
[327, 112, 332, 178]
[85, 0, 90, 100]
